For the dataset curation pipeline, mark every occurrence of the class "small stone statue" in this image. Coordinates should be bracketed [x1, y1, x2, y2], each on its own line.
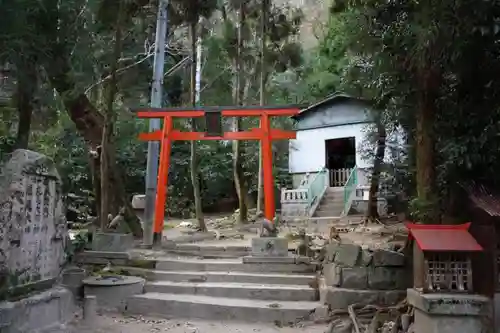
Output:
[296, 229, 311, 257]
[107, 207, 127, 232]
[259, 217, 278, 237]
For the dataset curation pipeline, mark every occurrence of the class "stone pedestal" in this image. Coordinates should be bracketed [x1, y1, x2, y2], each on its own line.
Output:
[92, 232, 134, 252]
[251, 237, 288, 257]
[407, 288, 491, 333]
[83, 275, 145, 311]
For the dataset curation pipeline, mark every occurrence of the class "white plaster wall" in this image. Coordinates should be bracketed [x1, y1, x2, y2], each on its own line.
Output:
[289, 123, 371, 174]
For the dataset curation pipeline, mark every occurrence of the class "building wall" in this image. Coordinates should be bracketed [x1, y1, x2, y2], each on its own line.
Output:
[289, 123, 372, 174]
[295, 99, 373, 131]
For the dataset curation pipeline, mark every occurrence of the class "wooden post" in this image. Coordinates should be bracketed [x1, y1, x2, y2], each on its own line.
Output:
[261, 114, 275, 221]
[154, 115, 173, 236]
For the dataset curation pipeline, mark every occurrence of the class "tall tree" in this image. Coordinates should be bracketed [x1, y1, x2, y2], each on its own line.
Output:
[100, 0, 126, 229]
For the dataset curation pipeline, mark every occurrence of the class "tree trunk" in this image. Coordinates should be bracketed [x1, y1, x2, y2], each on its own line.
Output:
[256, 0, 268, 215]
[415, 71, 438, 224]
[45, 47, 143, 238]
[100, 1, 124, 230]
[189, 21, 206, 231]
[366, 123, 386, 222]
[232, 3, 248, 224]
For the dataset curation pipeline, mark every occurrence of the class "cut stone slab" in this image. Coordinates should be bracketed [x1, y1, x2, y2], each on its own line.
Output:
[320, 287, 406, 310]
[323, 263, 342, 287]
[131, 194, 146, 210]
[341, 267, 368, 289]
[92, 232, 134, 252]
[334, 243, 361, 267]
[372, 249, 405, 267]
[0, 287, 74, 333]
[155, 258, 315, 273]
[126, 292, 319, 322]
[75, 250, 130, 265]
[83, 275, 145, 311]
[242, 256, 296, 264]
[145, 281, 318, 301]
[407, 288, 491, 333]
[251, 237, 288, 257]
[123, 267, 316, 285]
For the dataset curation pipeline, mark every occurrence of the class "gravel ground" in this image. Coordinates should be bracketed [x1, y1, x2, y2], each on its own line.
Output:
[66, 312, 328, 333]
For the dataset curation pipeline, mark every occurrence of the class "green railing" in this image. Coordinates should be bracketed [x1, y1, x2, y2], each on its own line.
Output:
[342, 166, 358, 215]
[307, 167, 328, 211]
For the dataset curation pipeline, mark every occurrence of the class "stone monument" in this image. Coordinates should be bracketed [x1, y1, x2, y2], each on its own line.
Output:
[0, 150, 73, 332]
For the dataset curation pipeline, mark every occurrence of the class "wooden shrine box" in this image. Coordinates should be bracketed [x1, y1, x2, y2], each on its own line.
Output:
[406, 223, 483, 293]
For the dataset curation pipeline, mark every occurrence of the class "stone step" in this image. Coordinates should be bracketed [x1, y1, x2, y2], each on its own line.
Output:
[155, 258, 315, 273]
[126, 292, 318, 322]
[123, 267, 316, 285]
[166, 249, 250, 259]
[145, 281, 317, 301]
[317, 203, 344, 211]
[314, 210, 343, 217]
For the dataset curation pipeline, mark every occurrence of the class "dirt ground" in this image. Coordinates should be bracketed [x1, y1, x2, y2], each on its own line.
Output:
[67, 312, 328, 333]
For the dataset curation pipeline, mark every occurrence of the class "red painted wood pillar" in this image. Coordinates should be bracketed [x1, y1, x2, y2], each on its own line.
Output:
[261, 114, 275, 221]
[154, 115, 173, 235]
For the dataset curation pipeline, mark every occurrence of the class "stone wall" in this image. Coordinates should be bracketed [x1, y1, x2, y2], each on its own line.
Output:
[320, 241, 410, 309]
[0, 150, 67, 295]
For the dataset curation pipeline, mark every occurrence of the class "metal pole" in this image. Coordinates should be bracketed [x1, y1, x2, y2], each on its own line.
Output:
[143, 0, 168, 247]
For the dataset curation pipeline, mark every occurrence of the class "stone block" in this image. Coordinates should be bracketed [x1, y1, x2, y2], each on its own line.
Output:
[334, 243, 361, 267]
[341, 267, 368, 289]
[92, 232, 134, 252]
[407, 288, 491, 333]
[131, 194, 146, 210]
[323, 241, 340, 263]
[322, 287, 406, 310]
[242, 256, 296, 264]
[358, 249, 373, 266]
[0, 287, 74, 333]
[323, 263, 342, 287]
[251, 237, 288, 257]
[313, 305, 330, 322]
[368, 267, 398, 290]
[372, 249, 405, 267]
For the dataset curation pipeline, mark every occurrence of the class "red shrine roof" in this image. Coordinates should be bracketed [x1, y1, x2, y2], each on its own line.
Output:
[406, 222, 483, 252]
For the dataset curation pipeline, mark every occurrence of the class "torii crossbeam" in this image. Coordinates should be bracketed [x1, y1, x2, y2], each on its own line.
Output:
[137, 105, 300, 239]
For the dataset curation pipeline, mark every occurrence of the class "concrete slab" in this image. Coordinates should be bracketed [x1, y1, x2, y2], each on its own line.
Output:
[92, 232, 134, 252]
[242, 256, 296, 264]
[154, 258, 315, 273]
[0, 287, 74, 333]
[121, 267, 316, 285]
[126, 292, 319, 322]
[145, 281, 317, 301]
[251, 238, 288, 257]
[320, 287, 406, 310]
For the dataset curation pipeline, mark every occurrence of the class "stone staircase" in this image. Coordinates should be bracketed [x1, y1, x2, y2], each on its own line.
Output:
[314, 187, 344, 217]
[125, 254, 320, 323]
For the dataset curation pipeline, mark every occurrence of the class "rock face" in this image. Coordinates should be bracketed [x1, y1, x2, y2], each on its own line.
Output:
[321, 241, 410, 309]
[0, 150, 67, 292]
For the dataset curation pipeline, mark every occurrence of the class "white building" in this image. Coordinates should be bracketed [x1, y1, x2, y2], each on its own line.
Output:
[282, 94, 404, 219]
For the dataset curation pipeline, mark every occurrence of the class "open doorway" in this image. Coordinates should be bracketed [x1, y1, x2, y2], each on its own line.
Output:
[325, 137, 356, 186]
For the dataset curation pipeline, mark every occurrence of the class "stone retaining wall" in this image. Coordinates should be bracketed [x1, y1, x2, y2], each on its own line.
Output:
[320, 241, 411, 309]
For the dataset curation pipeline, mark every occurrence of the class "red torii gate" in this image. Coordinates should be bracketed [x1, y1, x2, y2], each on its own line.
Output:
[137, 105, 300, 238]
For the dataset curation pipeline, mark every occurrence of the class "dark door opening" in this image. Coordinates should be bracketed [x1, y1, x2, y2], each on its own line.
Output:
[325, 137, 356, 186]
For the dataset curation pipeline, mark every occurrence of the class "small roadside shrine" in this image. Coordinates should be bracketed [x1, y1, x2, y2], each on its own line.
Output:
[405, 222, 491, 333]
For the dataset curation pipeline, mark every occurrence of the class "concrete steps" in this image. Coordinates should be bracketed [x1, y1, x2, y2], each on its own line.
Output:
[125, 256, 319, 322]
[314, 187, 345, 218]
[155, 258, 315, 273]
[125, 268, 316, 285]
[127, 292, 316, 323]
[145, 281, 317, 301]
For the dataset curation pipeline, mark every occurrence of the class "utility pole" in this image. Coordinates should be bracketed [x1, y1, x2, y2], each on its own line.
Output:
[143, 0, 168, 247]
